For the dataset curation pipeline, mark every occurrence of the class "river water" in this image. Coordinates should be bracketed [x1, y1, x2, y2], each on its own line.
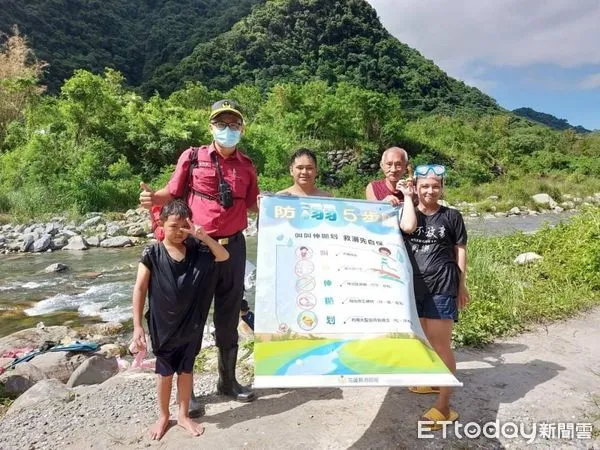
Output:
[0, 212, 574, 337]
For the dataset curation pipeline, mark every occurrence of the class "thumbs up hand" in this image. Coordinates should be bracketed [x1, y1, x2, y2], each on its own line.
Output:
[139, 181, 155, 210]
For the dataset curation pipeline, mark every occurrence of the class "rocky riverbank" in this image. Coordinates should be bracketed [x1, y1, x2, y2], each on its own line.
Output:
[1, 192, 598, 256]
[0, 209, 151, 255]
[0, 321, 253, 418]
[0, 208, 259, 255]
[457, 192, 600, 219]
[0, 323, 134, 403]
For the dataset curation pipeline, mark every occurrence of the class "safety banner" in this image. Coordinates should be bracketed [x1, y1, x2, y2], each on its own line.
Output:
[253, 194, 461, 388]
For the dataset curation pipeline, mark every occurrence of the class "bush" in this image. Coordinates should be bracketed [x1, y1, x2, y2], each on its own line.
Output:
[454, 207, 600, 346]
[1, 70, 600, 216]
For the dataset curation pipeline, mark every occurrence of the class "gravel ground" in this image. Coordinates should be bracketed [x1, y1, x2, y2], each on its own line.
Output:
[0, 371, 219, 450]
[1, 309, 599, 449]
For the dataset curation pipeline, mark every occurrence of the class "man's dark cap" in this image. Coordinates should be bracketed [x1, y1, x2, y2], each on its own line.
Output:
[209, 99, 244, 123]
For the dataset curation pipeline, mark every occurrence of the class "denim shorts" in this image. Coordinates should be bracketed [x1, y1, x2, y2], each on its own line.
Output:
[416, 294, 458, 322]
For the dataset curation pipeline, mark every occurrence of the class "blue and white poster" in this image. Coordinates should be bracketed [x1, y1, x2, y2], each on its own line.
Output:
[253, 195, 461, 388]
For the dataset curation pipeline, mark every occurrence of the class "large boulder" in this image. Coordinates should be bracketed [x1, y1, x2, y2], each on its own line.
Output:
[7, 241, 22, 252]
[532, 193, 558, 209]
[45, 222, 61, 236]
[62, 235, 88, 251]
[32, 234, 53, 252]
[514, 252, 543, 265]
[0, 362, 48, 395]
[0, 326, 72, 356]
[79, 322, 124, 339]
[60, 229, 79, 238]
[29, 351, 89, 383]
[97, 344, 126, 358]
[44, 263, 68, 273]
[126, 224, 146, 237]
[20, 233, 35, 252]
[561, 201, 576, 210]
[100, 236, 132, 248]
[124, 208, 138, 218]
[51, 236, 68, 250]
[106, 223, 127, 237]
[66, 355, 118, 387]
[6, 379, 72, 416]
[82, 216, 104, 228]
[86, 236, 101, 247]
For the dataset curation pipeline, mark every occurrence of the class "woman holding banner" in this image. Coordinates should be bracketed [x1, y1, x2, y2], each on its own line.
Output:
[402, 164, 469, 431]
[277, 148, 332, 197]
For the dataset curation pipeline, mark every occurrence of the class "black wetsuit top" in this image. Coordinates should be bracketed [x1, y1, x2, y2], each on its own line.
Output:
[140, 238, 216, 353]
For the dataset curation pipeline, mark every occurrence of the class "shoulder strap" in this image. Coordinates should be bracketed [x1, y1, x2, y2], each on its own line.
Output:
[185, 148, 244, 204]
[183, 147, 200, 200]
[184, 147, 221, 202]
[210, 151, 225, 183]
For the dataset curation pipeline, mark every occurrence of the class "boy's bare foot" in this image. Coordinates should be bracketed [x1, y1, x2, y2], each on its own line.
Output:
[177, 415, 205, 437]
[148, 416, 170, 440]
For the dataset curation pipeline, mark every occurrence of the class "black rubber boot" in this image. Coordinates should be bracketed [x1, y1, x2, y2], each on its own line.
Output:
[176, 390, 204, 418]
[188, 391, 205, 418]
[216, 346, 255, 402]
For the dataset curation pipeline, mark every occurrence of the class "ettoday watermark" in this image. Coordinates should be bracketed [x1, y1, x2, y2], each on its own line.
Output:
[418, 420, 593, 443]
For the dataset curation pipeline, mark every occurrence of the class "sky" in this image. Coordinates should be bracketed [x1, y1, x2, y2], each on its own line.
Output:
[366, 0, 600, 130]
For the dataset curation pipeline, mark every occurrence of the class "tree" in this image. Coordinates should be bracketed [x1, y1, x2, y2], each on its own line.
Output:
[0, 26, 46, 144]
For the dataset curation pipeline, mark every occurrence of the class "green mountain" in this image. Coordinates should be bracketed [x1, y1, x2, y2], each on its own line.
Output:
[3, 1, 600, 216]
[0, 0, 263, 92]
[513, 107, 591, 133]
[2, 0, 500, 115]
[145, 0, 501, 114]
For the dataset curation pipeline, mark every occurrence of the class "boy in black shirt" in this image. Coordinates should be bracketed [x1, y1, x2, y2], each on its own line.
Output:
[132, 200, 229, 440]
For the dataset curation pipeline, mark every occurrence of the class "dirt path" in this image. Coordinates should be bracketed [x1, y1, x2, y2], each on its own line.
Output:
[3, 308, 600, 449]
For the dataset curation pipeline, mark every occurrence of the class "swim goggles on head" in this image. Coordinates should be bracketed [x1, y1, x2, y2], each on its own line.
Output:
[414, 164, 446, 177]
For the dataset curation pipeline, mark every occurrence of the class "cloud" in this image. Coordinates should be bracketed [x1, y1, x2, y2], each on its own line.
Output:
[366, 0, 600, 79]
[579, 73, 600, 90]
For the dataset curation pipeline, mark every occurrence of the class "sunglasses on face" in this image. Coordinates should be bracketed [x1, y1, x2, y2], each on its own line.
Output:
[211, 121, 243, 131]
[414, 164, 446, 177]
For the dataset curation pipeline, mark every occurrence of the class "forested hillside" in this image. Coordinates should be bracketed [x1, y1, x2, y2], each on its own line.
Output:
[0, 0, 263, 92]
[1, 0, 599, 218]
[1, 0, 499, 115]
[513, 107, 591, 133]
[146, 0, 501, 115]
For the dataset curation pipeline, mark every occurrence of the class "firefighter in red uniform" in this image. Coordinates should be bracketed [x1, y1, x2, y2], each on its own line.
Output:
[140, 100, 259, 413]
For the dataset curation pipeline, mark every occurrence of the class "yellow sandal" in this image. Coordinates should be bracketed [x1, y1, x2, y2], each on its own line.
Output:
[420, 407, 459, 431]
[408, 386, 440, 394]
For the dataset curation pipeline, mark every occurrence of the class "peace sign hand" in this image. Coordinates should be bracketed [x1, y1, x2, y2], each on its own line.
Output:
[181, 219, 208, 242]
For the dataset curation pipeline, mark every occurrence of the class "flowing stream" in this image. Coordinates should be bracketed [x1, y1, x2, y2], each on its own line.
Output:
[0, 212, 574, 337]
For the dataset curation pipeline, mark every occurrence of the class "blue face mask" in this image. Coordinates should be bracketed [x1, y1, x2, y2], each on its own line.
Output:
[212, 128, 241, 148]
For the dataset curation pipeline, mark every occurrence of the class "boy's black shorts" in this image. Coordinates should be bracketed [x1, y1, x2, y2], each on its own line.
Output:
[155, 340, 202, 376]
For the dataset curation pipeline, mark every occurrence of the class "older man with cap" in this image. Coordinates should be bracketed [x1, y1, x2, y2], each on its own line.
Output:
[139, 99, 259, 410]
[365, 147, 411, 205]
